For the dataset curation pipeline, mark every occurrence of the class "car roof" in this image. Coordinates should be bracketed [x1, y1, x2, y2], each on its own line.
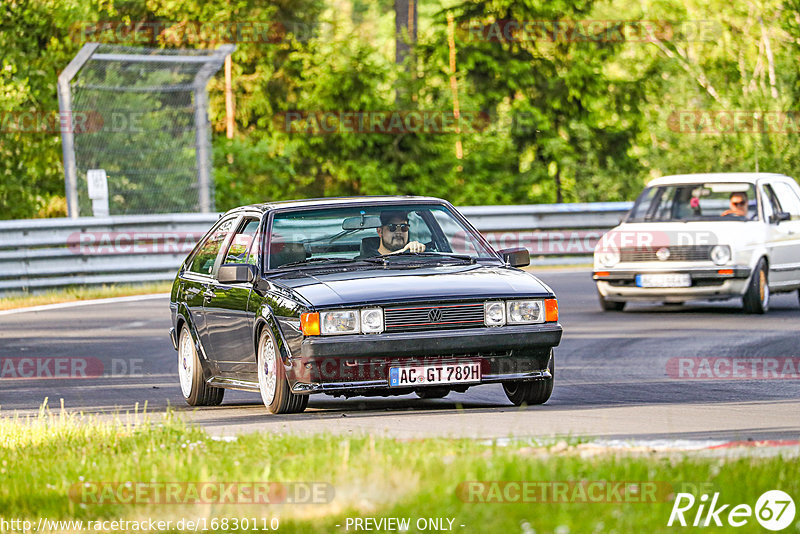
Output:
[646, 172, 793, 187]
[224, 195, 447, 215]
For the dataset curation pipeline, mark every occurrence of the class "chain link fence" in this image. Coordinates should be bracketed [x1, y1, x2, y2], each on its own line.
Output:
[58, 43, 234, 217]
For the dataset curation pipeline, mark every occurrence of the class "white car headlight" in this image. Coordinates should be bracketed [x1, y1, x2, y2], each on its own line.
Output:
[484, 301, 506, 326]
[598, 249, 620, 267]
[320, 310, 360, 335]
[360, 308, 384, 333]
[506, 300, 544, 324]
[710, 245, 731, 265]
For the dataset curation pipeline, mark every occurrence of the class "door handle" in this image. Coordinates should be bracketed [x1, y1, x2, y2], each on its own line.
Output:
[203, 288, 216, 300]
[184, 287, 200, 296]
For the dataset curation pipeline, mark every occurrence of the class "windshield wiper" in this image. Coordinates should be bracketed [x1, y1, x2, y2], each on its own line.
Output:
[380, 252, 476, 264]
[276, 257, 378, 268]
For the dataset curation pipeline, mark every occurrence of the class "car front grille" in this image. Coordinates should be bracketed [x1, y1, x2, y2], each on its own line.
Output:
[620, 245, 713, 262]
[384, 302, 484, 332]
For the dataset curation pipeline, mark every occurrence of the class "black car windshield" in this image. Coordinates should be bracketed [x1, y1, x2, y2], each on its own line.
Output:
[627, 183, 759, 222]
[268, 204, 499, 268]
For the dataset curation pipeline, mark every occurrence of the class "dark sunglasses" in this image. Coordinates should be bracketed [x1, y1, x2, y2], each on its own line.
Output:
[385, 223, 409, 232]
[732, 201, 746, 207]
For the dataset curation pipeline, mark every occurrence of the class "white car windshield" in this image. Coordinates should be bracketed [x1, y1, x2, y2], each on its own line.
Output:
[627, 183, 758, 222]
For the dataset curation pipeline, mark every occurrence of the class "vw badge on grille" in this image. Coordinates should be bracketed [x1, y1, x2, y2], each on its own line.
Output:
[656, 247, 671, 261]
[428, 308, 443, 322]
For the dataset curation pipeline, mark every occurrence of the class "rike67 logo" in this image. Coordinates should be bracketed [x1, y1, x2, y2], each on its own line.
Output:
[668, 490, 795, 530]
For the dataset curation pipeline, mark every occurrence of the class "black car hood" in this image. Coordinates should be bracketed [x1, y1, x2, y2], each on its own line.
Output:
[270, 263, 554, 307]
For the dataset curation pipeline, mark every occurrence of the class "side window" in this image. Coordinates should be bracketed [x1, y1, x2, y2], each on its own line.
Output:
[245, 221, 263, 266]
[188, 218, 236, 275]
[772, 182, 800, 220]
[761, 185, 780, 221]
[222, 219, 260, 265]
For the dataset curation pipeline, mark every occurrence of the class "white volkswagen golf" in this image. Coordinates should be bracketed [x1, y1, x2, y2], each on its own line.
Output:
[593, 173, 800, 313]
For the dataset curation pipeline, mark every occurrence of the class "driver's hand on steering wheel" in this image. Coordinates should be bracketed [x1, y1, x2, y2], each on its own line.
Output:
[396, 241, 425, 253]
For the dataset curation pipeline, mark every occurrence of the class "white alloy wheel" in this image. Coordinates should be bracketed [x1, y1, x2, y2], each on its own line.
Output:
[178, 327, 195, 399]
[258, 331, 278, 407]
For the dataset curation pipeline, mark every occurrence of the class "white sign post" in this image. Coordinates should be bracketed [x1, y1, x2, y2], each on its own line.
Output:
[87, 169, 109, 217]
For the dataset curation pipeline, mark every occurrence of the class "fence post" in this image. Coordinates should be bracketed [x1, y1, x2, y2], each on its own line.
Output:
[57, 43, 99, 219]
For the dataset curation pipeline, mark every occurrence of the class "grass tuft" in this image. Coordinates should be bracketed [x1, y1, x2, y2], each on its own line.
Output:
[0, 282, 172, 310]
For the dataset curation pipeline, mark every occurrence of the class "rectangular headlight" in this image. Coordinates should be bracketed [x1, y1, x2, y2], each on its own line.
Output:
[320, 310, 360, 335]
[484, 301, 506, 326]
[360, 308, 384, 333]
[506, 300, 544, 324]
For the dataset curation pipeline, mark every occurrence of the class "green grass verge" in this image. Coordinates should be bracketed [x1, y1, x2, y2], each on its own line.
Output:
[1, 407, 797, 533]
[0, 282, 172, 311]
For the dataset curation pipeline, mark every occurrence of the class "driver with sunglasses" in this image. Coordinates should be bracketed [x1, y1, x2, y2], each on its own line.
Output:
[721, 191, 748, 217]
[374, 210, 426, 255]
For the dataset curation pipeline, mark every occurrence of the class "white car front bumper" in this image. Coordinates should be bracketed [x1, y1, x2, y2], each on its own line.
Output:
[593, 265, 752, 302]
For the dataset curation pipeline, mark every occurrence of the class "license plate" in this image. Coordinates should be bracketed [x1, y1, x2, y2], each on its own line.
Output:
[635, 273, 691, 288]
[389, 362, 481, 387]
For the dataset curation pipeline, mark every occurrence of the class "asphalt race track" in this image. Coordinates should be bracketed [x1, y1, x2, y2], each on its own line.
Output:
[2, 269, 798, 441]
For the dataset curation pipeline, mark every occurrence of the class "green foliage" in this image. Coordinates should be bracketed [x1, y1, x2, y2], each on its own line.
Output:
[2, 0, 800, 219]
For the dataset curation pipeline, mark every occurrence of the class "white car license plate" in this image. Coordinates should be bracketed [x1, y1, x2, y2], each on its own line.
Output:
[636, 273, 691, 288]
[389, 362, 481, 387]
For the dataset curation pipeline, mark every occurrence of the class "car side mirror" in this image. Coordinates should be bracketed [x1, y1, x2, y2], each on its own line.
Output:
[218, 263, 255, 284]
[499, 247, 530, 267]
[770, 211, 791, 224]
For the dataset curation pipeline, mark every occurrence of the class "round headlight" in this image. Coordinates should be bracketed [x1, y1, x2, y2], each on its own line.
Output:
[710, 245, 731, 265]
[360, 308, 384, 333]
[599, 249, 620, 267]
[484, 301, 506, 326]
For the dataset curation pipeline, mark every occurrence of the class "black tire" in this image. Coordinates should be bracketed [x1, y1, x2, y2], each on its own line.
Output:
[743, 258, 769, 314]
[257, 327, 308, 414]
[599, 293, 626, 311]
[415, 387, 450, 399]
[177, 324, 224, 406]
[503, 350, 554, 406]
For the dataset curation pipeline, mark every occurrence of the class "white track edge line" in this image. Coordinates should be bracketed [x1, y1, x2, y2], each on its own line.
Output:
[0, 293, 171, 316]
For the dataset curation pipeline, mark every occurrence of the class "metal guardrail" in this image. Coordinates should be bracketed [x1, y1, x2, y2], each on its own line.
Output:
[0, 202, 632, 295]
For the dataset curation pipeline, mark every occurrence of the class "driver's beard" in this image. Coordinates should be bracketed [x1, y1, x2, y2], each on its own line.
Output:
[382, 233, 406, 252]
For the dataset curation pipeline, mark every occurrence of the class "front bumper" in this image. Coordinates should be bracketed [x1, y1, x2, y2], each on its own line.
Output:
[593, 266, 751, 301]
[289, 323, 561, 394]
[300, 323, 561, 359]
